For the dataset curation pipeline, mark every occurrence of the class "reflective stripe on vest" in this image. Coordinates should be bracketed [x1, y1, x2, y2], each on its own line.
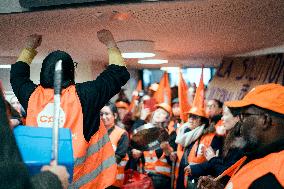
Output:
[144, 150, 171, 177]
[72, 122, 117, 189]
[70, 155, 116, 188]
[225, 150, 284, 189]
[174, 130, 184, 189]
[109, 126, 129, 187]
[27, 86, 117, 189]
[119, 159, 128, 167]
[155, 166, 171, 173]
[116, 173, 125, 180]
[74, 133, 111, 166]
[187, 133, 215, 164]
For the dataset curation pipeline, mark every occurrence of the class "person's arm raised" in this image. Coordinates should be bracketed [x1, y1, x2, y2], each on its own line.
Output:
[97, 29, 126, 67]
[17, 34, 42, 65]
[11, 34, 41, 111]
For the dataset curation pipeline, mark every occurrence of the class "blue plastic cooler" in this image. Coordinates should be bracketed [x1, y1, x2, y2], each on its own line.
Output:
[13, 126, 74, 181]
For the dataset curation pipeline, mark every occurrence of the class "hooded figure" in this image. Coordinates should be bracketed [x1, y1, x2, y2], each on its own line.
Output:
[40, 50, 75, 89]
[10, 30, 130, 188]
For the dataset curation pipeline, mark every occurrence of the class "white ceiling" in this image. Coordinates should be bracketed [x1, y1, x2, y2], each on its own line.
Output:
[0, 0, 283, 69]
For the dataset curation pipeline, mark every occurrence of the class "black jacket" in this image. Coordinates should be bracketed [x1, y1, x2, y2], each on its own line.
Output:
[190, 147, 244, 178]
[10, 62, 130, 141]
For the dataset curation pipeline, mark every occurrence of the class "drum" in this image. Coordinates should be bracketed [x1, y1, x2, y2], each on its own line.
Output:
[131, 123, 169, 151]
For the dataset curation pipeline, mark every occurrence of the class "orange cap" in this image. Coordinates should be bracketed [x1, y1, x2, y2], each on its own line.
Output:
[115, 101, 129, 109]
[188, 106, 207, 118]
[225, 83, 284, 114]
[156, 103, 172, 116]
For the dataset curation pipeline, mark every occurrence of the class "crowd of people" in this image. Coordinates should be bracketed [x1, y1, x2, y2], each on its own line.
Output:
[0, 29, 283, 189]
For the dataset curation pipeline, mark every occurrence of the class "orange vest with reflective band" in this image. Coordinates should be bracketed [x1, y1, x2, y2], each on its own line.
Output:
[26, 85, 117, 189]
[109, 126, 129, 187]
[144, 150, 171, 177]
[187, 133, 215, 164]
[173, 144, 184, 189]
[173, 125, 183, 189]
[225, 150, 284, 189]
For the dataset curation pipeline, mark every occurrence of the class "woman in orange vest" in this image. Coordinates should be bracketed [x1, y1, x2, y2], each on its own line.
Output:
[130, 103, 176, 189]
[10, 30, 130, 188]
[175, 106, 223, 189]
[101, 102, 130, 189]
[183, 106, 245, 183]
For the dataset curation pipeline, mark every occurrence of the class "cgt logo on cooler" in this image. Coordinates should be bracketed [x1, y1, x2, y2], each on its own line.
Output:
[37, 103, 66, 128]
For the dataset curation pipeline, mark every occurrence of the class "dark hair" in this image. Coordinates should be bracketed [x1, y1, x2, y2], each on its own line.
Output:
[40, 50, 75, 88]
[104, 102, 120, 123]
[212, 99, 223, 108]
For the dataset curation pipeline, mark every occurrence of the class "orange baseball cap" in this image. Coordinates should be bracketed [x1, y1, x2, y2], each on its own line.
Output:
[225, 83, 284, 114]
[187, 106, 207, 118]
[115, 101, 129, 109]
[156, 103, 172, 116]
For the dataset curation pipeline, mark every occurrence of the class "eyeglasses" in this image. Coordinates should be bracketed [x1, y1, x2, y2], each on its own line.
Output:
[206, 104, 217, 108]
[74, 62, 78, 68]
[239, 113, 263, 122]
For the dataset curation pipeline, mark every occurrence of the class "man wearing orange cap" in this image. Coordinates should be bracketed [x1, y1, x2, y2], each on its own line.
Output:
[198, 83, 284, 189]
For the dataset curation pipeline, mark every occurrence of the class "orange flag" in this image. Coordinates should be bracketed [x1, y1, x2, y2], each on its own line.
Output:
[128, 80, 142, 111]
[189, 66, 206, 117]
[154, 72, 171, 105]
[178, 71, 191, 122]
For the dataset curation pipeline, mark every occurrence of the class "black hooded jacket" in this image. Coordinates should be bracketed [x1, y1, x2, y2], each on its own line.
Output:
[10, 52, 130, 141]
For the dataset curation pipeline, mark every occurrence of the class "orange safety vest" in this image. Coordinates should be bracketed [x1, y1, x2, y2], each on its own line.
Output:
[26, 85, 117, 189]
[187, 133, 216, 165]
[173, 125, 183, 189]
[224, 150, 284, 189]
[109, 126, 129, 187]
[173, 144, 184, 189]
[144, 150, 171, 177]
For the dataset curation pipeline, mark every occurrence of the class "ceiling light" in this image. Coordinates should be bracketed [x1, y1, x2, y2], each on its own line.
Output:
[117, 40, 155, 59]
[138, 50, 168, 64]
[0, 65, 11, 69]
[138, 59, 168, 64]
